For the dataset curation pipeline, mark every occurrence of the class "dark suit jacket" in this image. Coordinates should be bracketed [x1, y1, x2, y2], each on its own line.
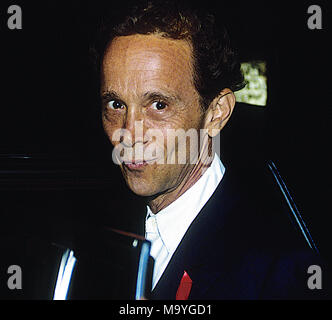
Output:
[151, 162, 330, 300]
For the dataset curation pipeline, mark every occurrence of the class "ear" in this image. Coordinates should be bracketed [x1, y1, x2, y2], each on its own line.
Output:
[203, 88, 236, 137]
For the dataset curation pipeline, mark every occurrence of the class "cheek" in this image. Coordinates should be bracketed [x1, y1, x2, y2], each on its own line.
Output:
[102, 115, 123, 146]
[146, 110, 202, 150]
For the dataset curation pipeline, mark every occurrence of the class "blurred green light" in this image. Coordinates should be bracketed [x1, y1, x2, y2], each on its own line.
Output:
[235, 61, 267, 106]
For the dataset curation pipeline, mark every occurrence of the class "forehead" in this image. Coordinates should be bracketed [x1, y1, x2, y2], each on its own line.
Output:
[102, 34, 195, 93]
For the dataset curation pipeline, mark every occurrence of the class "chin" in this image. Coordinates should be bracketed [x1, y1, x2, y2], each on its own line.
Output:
[125, 178, 159, 197]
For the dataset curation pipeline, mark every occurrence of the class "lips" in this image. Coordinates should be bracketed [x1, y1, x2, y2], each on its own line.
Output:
[123, 159, 156, 170]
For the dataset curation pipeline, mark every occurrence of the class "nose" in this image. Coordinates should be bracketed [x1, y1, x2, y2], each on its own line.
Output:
[121, 107, 145, 148]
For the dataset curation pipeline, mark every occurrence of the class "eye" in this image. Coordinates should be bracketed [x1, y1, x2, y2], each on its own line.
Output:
[107, 100, 125, 110]
[151, 101, 167, 110]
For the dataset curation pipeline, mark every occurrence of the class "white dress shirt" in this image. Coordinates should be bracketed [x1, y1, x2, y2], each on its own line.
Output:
[145, 154, 225, 290]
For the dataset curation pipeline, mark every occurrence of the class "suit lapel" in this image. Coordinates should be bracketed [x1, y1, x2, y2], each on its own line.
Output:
[150, 161, 313, 299]
[151, 168, 240, 299]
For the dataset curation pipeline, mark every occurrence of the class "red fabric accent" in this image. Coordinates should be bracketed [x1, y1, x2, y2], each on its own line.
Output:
[176, 270, 192, 300]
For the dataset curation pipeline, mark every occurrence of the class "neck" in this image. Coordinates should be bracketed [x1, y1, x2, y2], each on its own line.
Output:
[147, 139, 214, 214]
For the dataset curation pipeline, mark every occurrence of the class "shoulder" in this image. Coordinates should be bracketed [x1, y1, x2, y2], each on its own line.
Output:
[201, 247, 329, 299]
[192, 161, 331, 299]
[255, 248, 328, 299]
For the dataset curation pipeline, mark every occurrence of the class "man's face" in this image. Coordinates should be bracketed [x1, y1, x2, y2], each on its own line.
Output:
[101, 34, 204, 197]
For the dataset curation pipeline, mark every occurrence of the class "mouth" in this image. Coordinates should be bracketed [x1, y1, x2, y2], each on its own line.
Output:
[123, 159, 157, 170]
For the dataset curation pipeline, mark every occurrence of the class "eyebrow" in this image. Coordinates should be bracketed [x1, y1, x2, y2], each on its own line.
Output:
[143, 91, 180, 103]
[101, 90, 180, 103]
[101, 90, 122, 101]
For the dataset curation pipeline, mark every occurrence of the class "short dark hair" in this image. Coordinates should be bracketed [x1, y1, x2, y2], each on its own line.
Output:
[91, 0, 245, 109]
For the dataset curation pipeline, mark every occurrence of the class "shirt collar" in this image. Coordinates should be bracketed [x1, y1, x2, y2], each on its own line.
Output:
[145, 154, 225, 254]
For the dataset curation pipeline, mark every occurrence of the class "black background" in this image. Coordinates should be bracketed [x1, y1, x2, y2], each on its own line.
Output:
[0, 0, 331, 276]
